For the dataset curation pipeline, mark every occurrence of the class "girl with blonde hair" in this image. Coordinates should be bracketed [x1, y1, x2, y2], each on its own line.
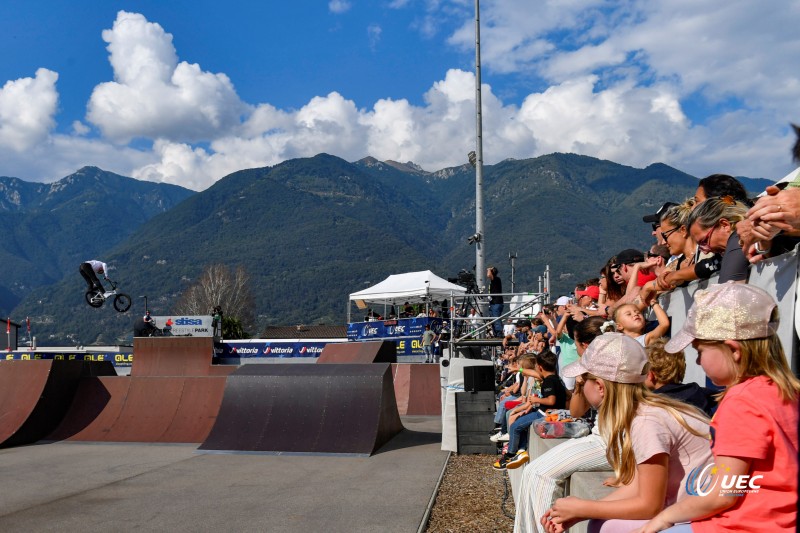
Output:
[637, 283, 799, 532]
[541, 333, 711, 533]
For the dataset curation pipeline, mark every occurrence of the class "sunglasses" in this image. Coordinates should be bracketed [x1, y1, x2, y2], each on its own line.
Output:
[660, 226, 680, 242]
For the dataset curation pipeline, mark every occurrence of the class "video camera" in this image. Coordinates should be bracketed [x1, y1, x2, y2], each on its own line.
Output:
[448, 269, 479, 293]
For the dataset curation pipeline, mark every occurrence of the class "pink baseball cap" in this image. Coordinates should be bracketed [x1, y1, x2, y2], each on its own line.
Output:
[665, 282, 778, 353]
[562, 332, 648, 384]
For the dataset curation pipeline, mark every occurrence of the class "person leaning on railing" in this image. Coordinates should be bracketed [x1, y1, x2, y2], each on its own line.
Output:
[741, 124, 800, 262]
[745, 181, 800, 262]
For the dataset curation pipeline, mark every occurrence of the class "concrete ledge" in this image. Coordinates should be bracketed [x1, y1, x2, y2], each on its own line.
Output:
[568, 472, 615, 533]
[569, 471, 614, 500]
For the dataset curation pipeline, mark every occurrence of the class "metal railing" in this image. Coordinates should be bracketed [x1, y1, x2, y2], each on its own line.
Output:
[446, 291, 549, 356]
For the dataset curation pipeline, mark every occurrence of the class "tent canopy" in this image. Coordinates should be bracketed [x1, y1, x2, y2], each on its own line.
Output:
[349, 270, 467, 306]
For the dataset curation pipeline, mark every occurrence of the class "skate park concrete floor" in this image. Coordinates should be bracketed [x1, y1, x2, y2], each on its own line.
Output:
[0, 416, 446, 533]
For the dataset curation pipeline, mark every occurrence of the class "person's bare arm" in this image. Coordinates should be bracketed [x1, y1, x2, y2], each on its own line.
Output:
[555, 311, 569, 337]
[644, 302, 670, 345]
[634, 456, 751, 533]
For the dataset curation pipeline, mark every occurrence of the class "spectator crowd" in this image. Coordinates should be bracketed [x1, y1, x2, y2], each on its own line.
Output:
[480, 151, 800, 533]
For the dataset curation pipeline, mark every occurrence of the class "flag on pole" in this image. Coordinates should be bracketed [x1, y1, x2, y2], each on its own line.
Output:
[5, 318, 8, 334]
[26, 317, 30, 332]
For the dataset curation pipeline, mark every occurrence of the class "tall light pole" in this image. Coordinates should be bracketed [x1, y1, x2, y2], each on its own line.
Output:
[473, 0, 486, 292]
[508, 251, 517, 293]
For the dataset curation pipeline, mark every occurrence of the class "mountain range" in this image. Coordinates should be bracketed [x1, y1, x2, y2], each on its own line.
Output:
[3, 154, 772, 345]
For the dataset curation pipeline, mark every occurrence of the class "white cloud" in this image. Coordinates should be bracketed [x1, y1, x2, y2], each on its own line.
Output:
[328, 0, 352, 14]
[2, 6, 799, 190]
[86, 11, 247, 144]
[0, 68, 58, 152]
[516, 76, 690, 167]
[132, 68, 699, 189]
[0, 132, 154, 182]
[446, 0, 800, 116]
[368, 24, 382, 50]
[71, 121, 90, 136]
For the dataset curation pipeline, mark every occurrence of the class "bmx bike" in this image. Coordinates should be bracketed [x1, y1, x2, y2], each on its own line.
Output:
[85, 279, 132, 312]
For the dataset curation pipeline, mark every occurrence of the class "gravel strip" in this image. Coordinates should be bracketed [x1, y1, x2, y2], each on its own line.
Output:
[426, 454, 515, 532]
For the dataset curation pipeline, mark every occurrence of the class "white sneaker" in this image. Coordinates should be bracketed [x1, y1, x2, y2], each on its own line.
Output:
[489, 431, 504, 442]
[498, 433, 510, 442]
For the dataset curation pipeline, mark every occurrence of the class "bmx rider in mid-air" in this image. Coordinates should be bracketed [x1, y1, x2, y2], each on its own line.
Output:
[79, 259, 110, 295]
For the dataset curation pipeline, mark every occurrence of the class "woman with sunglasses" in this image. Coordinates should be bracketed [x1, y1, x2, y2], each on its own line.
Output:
[598, 258, 626, 311]
[654, 197, 744, 291]
[653, 200, 708, 291]
[687, 196, 749, 283]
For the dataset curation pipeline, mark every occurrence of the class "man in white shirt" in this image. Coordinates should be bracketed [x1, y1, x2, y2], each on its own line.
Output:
[79, 259, 109, 294]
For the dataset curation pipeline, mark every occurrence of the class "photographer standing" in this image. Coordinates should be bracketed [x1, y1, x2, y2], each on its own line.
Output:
[487, 266, 504, 337]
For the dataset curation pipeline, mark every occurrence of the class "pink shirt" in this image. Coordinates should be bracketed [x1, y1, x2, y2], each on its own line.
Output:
[631, 403, 712, 506]
[692, 376, 799, 532]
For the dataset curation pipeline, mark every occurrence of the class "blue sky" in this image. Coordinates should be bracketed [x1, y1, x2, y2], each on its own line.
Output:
[1, 1, 798, 190]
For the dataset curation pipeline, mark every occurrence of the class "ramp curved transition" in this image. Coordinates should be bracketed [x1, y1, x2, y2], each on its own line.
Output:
[0, 360, 115, 448]
[199, 363, 404, 455]
[391, 363, 442, 416]
[317, 340, 397, 364]
[47, 376, 227, 443]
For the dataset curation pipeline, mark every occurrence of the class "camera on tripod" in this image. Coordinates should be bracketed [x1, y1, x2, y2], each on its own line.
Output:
[448, 269, 479, 293]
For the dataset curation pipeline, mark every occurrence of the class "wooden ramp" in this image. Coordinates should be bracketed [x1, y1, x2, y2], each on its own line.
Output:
[199, 364, 404, 456]
[316, 340, 397, 363]
[0, 360, 116, 448]
[47, 376, 227, 443]
[132, 337, 232, 376]
[391, 363, 442, 416]
[46, 337, 234, 444]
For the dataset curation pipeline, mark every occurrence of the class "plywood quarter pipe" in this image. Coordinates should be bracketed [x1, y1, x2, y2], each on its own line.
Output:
[199, 363, 404, 456]
[47, 375, 228, 443]
[316, 340, 397, 364]
[0, 360, 116, 448]
[132, 336, 233, 377]
[391, 363, 442, 416]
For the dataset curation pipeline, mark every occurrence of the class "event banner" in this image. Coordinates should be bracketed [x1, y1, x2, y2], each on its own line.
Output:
[4, 350, 134, 365]
[152, 315, 214, 337]
[217, 339, 425, 358]
[347, 317, 442, 341]
[216, 341, 345, 359]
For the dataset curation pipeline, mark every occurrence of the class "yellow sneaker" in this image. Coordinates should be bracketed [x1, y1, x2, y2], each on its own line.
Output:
[506, 450, 529, 469]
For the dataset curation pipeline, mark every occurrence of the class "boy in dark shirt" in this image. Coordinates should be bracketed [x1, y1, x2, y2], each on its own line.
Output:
[493, 350, 568, 470]
[645, 337, 717, 416]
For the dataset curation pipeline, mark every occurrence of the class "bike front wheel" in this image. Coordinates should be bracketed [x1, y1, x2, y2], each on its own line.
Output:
[113, 293, 132, 312]
[85, 290, 104, 308]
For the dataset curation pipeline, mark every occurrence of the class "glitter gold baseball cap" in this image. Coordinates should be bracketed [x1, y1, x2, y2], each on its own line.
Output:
[562, 332, 648, 384]
[665, 282, 778, 353]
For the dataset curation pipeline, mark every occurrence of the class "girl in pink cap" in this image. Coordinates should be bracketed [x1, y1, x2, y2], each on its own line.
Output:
[541, 332, 711, 533]
[636, 282, 800, 533]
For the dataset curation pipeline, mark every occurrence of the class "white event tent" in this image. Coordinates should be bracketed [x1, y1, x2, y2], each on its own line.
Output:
[349, 270, 467, 310]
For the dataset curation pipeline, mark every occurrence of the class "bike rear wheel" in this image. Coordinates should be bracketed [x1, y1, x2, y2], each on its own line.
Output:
[85, 290, 104, 308]
[114, 293, 132, 312]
